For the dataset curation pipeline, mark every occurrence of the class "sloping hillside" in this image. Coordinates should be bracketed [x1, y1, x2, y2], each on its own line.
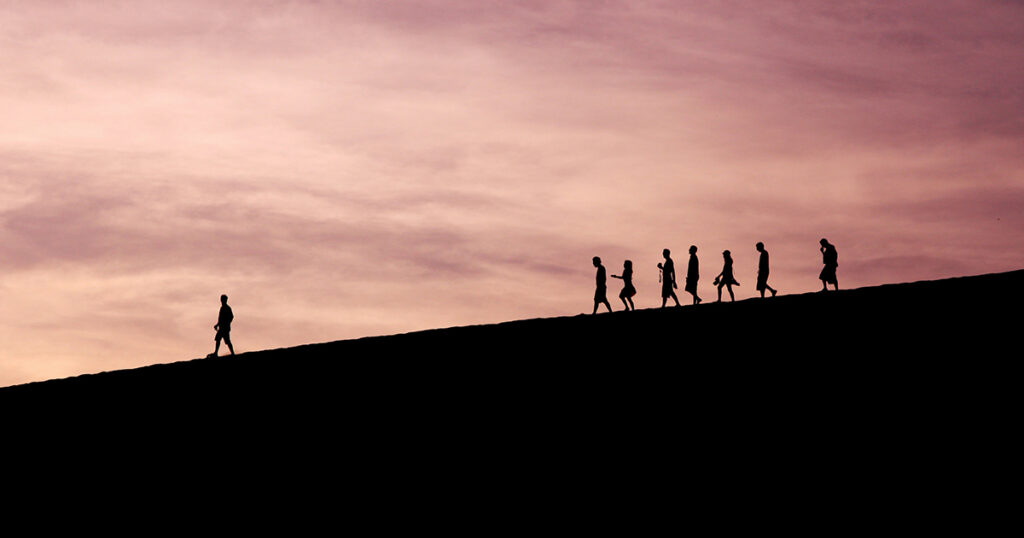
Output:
[5, 271, 1019, 526]
[5, 270, 1020, 407]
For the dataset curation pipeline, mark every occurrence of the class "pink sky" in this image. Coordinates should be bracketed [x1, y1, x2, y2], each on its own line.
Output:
[2, 1, 1023, 385]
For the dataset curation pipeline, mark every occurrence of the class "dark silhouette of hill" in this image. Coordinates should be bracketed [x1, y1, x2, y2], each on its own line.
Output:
[4, 271, 1019, 526]
[5, 269, 1019, 415]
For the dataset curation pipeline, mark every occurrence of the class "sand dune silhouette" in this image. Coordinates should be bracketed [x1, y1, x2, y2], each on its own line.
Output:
[4, 270, 1020, 406]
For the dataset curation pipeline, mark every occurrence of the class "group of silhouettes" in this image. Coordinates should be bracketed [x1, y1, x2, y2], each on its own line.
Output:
[204, 240, 840, 357]
[591, 238, 839, 314]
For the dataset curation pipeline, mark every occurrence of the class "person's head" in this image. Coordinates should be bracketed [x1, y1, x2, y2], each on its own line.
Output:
[220, 294, 228, 304]
[756, 242, 764, 252]
[624, 260, 632, 269]
[689, 245, 697, 255]
[592, 256, 601, 267]
[820, 238, 829, 247]
[723, 250, 731, 260]
[663, 248, 670, 259]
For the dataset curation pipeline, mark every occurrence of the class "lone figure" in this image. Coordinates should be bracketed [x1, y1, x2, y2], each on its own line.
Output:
[657, 249, 681, 308]
[714, 250, 740, 302]
[755, 242, 778, 298]
[592, 256, 612, 314]
[610, 260, 636, 311]
[819, 238, 839, 291]
[685, 245, 701, 305]
[208, 294, 235, 358]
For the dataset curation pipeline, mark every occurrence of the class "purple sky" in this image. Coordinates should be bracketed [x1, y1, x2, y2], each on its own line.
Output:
[2, 1, 1023, 385]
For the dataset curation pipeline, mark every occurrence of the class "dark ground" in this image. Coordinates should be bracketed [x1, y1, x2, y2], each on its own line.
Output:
[3, 270, 1020, 526]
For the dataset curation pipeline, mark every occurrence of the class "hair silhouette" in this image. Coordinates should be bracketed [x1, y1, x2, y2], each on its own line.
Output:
[756, 242, 777, 298]
[657, 249, 681, 307]
[685, 245, 701, 305]
[819, 238, 839, 291]
[592, 257, 613, 314]
[611, 259, 636, 311]
[715, 250, 739, 302]
[209, 294, 235, 358]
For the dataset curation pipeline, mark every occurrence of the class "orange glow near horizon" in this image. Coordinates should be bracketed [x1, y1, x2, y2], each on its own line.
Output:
[2, 1, 1023, 385]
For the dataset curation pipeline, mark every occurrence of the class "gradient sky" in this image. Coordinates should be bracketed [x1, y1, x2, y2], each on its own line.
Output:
[2, 1, 1023, 386]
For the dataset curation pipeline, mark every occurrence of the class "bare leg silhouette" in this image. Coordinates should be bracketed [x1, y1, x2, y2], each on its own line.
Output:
[215, 334, 235, 356]
[716, 282, 735, 302]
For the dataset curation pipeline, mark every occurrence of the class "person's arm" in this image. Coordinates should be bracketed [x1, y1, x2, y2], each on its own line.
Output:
[610, 274, 623, 279]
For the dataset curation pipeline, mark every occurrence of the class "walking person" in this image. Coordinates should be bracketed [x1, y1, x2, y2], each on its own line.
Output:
[714, 250, 740, 302]
[657, 249, 681, 308]
[592, 256, 613, 314]
[610, 260, 636, 311]
[207, 294, 235, 358]
[755, 242, 778, 298]
[819, 238, 839, 291]
[685, 245, 701, 305]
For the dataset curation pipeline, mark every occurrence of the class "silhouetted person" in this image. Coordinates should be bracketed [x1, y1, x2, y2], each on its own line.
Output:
[610, 260, 636, 311]
[819, 238, 839, 291]
[755, 242, 777, 298]
[685, 245, 701, 305]
[657, 249, 681, 307]
[592, 256, 612, 314]
[208, 294, 234, 358]
[714, 250, 740, 302]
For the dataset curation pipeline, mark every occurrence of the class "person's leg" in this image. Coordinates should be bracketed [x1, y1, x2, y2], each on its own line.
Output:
[717, 283, 723, 302]
[821, 278, 828, 291]
[760, 288, 765, 298]
[671, 291, 680, 306]
[661, 297, 667, 308]
[768, 285, 777, 297]
[727, 283, 735, 301]
[593, 301, 599, 315]
[620, 297, 629, 310]
[213, 335, 221, 357]
[224, 334, 234, 355]
[627, 297, 634, 310]
[603, 299, 612, 312]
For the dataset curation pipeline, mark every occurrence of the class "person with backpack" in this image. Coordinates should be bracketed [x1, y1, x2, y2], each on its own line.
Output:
[819, 238, 839, 291]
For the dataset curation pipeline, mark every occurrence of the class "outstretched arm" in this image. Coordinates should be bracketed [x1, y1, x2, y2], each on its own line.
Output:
[610, 274, 623, 279]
